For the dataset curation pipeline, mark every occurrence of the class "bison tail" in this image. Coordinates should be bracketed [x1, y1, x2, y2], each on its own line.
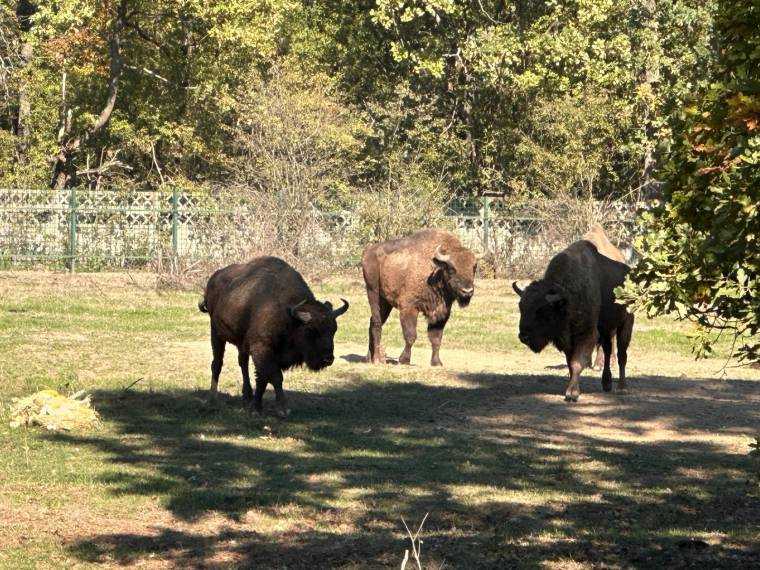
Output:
[198, 298, 208, 313]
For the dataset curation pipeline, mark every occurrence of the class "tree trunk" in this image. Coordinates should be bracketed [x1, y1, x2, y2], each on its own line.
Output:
[51, 0, 128, 189]
[15, 1, 36, 163]
[639, 0, 661, 198]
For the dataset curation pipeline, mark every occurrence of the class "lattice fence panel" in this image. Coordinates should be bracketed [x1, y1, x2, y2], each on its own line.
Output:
[0, 188, 640, 271]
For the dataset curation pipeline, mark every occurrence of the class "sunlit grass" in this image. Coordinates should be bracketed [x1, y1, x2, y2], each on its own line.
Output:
[0, 271, 758, 568]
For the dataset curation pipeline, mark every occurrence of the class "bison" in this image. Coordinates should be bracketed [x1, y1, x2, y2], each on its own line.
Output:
[199, 257, 349, 416]
[362, 229, 477, 367]
[512, 240, 634, 401]
[582, 223, 628, 369]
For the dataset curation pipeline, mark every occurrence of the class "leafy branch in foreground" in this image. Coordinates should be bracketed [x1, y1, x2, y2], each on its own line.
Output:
[618, 0, 760, 365]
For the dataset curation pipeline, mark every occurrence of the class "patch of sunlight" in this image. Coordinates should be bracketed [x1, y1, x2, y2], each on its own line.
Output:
[590, 479, 625, 492]
[542, 559, 589, 570]
[657, 528, 730, 543]
[302, 470, 346, 485]
[447, 484, 603, 506]
[339, 449, 404, 460]
[248, 435, 307, 452]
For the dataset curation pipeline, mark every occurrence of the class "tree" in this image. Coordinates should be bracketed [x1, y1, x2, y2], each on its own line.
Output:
[49, 0, 128, 189]
[620, 0, 760, 364]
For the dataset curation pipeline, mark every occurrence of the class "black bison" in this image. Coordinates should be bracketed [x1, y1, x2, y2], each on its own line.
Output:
[362, 229, 477, 367]
[199, 257, 349, 416]
[582, 223, 628, 370]
[512, 240, 634, 401]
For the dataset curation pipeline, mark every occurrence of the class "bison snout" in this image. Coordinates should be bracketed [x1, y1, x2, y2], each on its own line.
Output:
[460, 287, 474, 296]
[322, 355, 334, 366]
[519, 332, 529, 345]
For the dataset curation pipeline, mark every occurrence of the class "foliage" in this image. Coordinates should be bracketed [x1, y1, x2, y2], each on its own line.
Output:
[229, 63, 366, 208]
[344, 148, 454, 248]
[0, 0, 718, 203]
[359, 0, 715, 197]
[619, 0, 760, 364]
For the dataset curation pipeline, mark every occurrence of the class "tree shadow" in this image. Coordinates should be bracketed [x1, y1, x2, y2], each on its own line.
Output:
[55, 370, 760, 568]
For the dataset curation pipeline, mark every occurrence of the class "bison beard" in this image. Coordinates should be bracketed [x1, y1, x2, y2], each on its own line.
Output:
[362, 229, 477, 367]
[199, 257, 348, 417]
[513, 240, 634, 402]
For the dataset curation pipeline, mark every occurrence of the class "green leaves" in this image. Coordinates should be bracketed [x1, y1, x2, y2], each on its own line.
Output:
[624, 1, 760, 365]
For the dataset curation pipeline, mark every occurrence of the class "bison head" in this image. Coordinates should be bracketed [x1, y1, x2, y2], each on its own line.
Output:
[288, 298, 349, 371]
[432, 244, 477, 307]
[512, 280, 566, 353]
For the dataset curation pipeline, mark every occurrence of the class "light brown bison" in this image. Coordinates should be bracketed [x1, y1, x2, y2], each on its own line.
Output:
[513, 240, 634, 401]
[199, 257, 349, 416]
[362, 229, 477, 367]
[583, 223, 628, 369]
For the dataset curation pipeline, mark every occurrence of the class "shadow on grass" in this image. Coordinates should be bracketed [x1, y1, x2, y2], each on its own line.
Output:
[55, 370, 760, 568]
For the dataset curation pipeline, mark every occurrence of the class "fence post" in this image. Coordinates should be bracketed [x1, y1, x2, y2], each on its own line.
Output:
[482, 195, 491, 254]
[68, 186, 77, 272]
[171, 188, 179, 259]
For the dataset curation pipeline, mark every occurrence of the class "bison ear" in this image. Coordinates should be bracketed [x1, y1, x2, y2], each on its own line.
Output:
[512, 281, 523, 296]
[288, 303, 312, 323]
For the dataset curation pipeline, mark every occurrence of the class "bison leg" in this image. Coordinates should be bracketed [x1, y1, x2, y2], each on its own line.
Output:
[616, 313, 634, 391]
[252, 378, 267, 414]
[398, 308, 418, 365]
[271, 371, 289, 418]
[593, 344, 604, 370]
[610, 330, 618, 367]
[367, 294, 391, 364]
[209, 326, 226, 397]
[238, 349, 253, 401]
[253, 354, 289, 418]
[565, 334, 596, 402]
[427, 315, 449, 367]
[600, 334, 613, 392]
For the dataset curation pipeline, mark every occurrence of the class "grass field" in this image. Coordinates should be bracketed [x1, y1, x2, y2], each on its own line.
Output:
[1, 270, 759, 569]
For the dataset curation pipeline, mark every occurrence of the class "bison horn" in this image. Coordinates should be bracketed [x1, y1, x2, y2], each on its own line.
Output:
[332, 298, 349, 317]
[433, 245, 451, 264]
[512, 281, 523, 296]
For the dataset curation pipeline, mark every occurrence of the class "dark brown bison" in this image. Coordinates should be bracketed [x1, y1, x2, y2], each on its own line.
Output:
[362, 229, 477, 367]
[582, 223, 628, 370]
[512, 240, 634, 401]
[199, 257, 349, 416]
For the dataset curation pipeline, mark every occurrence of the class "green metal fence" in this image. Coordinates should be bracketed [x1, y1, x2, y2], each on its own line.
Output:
[0, 188, 638, 271]
[0, 188, 201, 270]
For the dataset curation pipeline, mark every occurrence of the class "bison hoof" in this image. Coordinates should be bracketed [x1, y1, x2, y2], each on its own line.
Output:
[399, 357, 411, 365]
[602, 377, 613, 392]
[564, 394, 579, 402]
[276, 408, 291, 419]
[430, 359, 443, 367]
